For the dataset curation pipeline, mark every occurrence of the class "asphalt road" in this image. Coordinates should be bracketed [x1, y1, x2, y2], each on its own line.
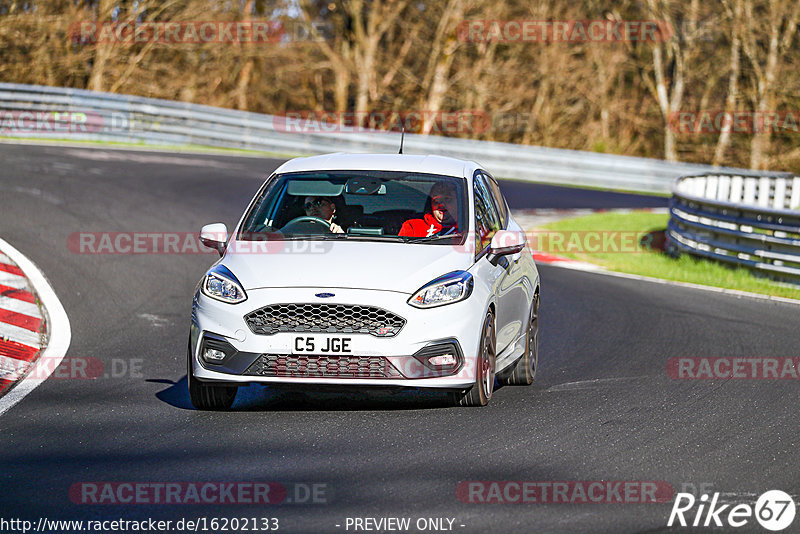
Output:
[0, 143, 797, 534]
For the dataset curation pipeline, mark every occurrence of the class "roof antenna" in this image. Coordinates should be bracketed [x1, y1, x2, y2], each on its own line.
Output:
[398, 127, 405, 154]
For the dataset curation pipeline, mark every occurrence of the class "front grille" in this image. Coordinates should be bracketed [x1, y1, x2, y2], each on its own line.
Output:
[244, 354, 402, 379]
[244, 303, 406, 337]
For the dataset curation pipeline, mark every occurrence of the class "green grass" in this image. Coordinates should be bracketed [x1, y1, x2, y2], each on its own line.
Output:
[537, 211, 800, 300]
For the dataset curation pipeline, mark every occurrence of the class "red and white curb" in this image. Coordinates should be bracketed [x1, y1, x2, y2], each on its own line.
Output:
[0, 250, 44, 391]
[531, 251, 603, 271]
[0, 238, 71, 416]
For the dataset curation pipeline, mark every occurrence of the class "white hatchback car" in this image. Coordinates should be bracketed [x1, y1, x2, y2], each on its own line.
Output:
[188, 153, 540, 409]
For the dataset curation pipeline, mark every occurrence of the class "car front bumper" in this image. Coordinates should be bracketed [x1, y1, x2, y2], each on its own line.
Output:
[190, 287, 485, 389]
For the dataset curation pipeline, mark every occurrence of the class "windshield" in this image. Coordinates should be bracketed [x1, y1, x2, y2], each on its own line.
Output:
[238, 171, 467, 244]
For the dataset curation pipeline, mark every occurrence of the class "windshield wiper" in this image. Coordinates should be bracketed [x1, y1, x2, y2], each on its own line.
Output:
[405, 233, 463, 243]
[350, 235, 405, 241]
[280, 233, 349, 241]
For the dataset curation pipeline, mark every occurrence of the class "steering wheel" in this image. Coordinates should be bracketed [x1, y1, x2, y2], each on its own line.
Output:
[280, 216, 333, 234]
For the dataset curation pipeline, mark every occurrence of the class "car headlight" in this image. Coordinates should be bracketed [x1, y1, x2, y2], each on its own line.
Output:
[408, 271, 473, 309]
[201, 265, 247, 304]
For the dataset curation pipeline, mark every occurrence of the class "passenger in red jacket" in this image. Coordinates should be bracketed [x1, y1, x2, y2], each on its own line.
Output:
[399, 182, 459, 237]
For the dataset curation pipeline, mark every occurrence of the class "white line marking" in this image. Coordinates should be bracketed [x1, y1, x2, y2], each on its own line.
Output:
[0, 296, 41, 317]
[0, 253, 10, 263]
[0, 270, 28, 289]
[547, 376, 644, 392]
[0, 321, 41, 348]
[11, 186, 62, 205]
[0, 238, 71, 417]
[137, 313, 170, 327]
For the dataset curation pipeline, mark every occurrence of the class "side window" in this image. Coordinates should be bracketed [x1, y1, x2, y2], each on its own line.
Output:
[473, 174, 501, 254]
[483, 173, 509, 228]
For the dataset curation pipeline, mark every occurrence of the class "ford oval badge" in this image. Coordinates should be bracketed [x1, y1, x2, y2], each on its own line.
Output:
[315, 292, 335, 298]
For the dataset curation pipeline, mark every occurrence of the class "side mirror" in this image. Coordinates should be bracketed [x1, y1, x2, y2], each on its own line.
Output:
[487, 230, 525, 265]
[200, 223, 228, 256]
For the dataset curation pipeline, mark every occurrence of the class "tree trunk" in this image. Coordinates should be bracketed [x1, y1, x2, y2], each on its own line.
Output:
[741, 0, 799, 169]
[642, 0, 695, 162]
[87, 0, 114, 92]
[234, 0, 255, 111]
[749, 8, 779, 169]
[713, 0, 742, 166]
[418, 0, 468, 135]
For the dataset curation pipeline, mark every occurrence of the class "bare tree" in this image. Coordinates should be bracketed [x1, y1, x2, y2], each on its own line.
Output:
[740, 0, 799, 169]
[86, 0, 115, 92]
[712, 0, 742, 165]
[639, 0, 700, 161]
[415, 0, 473, 134]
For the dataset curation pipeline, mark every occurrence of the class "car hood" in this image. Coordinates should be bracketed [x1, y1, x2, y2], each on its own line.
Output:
[220, 239, 473, 294]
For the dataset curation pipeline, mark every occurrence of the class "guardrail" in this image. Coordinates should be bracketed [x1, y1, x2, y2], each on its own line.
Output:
[668, 173, 800, 283]
[0, 82, 769, 193]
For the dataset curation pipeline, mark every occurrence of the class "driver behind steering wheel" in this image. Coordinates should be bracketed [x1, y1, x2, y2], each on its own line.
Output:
[304, 196, 344, 233]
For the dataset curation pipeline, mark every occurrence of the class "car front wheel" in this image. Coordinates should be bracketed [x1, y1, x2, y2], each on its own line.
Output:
[451, 311, 496, 407]
[187, 344, 238, 410]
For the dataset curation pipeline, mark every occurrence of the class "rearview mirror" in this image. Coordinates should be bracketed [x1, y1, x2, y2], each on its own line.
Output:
[200, 223, 228, 256]
[487, 230, 525, 265]
[345, 177, 385, 195]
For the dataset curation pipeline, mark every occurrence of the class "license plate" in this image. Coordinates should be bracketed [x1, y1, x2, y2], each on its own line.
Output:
[292, 335, 353, 355]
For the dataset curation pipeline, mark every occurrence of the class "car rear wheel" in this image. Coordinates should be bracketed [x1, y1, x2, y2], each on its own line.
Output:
[187, 344, 238, 410]
[502, 292, 539, 386]
[451, 311, 496, 407]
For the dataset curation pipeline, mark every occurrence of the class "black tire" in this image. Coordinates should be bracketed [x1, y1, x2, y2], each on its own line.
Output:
[187, 344, 238, 411]
[451, 312, 496, 407]
[502, 292, 539, 386]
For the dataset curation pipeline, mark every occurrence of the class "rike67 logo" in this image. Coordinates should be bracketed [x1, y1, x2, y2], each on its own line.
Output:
[668, 490, 796, 531]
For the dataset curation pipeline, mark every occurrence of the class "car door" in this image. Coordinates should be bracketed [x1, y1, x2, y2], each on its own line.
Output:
[472, 172, 515, 353]
[484, 173, 530, 348]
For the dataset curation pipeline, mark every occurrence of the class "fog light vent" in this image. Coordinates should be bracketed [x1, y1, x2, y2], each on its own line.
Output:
[199, 334, 237, 364]
[427, 353, 457, 367]
[204, 348, 226, 362]
[412, 339, 464, 376]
